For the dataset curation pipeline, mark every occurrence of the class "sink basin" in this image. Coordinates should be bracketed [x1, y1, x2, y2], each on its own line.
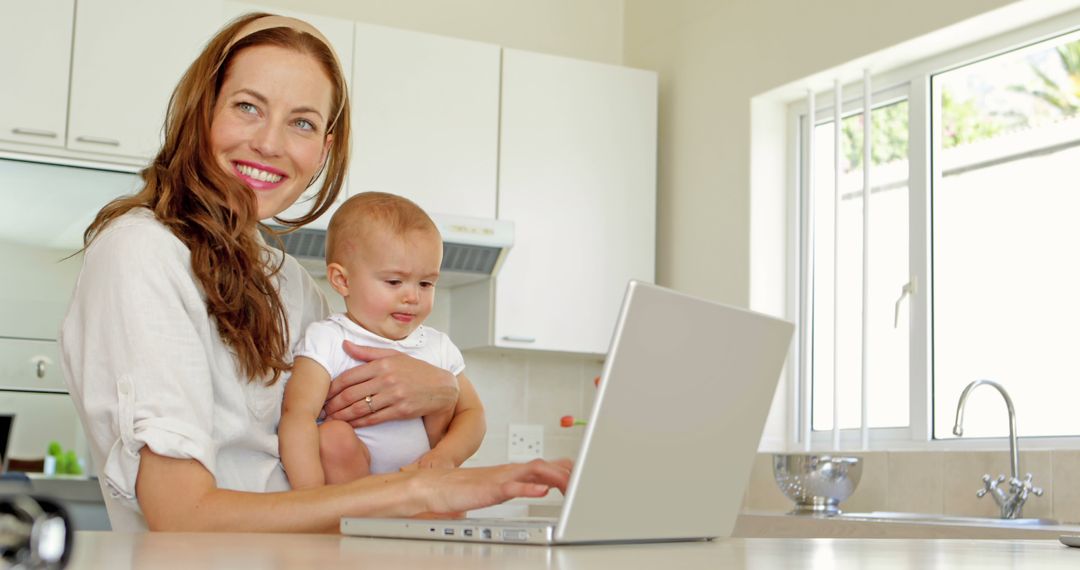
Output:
[843, 511, 1058, 526]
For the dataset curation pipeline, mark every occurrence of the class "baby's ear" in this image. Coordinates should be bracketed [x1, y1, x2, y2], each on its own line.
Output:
[326, 262, 349, 296]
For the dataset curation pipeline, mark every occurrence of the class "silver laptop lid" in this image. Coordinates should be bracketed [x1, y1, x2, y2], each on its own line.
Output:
[555, 281, 793, 543]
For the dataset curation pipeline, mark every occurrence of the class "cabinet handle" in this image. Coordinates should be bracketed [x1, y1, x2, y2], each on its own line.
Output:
[12, 128, 58, 138]
[501, 336, 536, 343]
[36, 360, 47, 379]
[75, 135, 121, 146]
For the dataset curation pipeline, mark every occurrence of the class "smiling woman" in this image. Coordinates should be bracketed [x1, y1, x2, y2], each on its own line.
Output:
[210, 44, 335, 221]
[59, 12, 570, 533]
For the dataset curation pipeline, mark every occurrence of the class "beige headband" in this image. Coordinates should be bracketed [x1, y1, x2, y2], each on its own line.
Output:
[226, 15, 335, 59]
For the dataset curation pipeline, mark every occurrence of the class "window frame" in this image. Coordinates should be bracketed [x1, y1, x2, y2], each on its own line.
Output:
[787, 9, 1080, 451]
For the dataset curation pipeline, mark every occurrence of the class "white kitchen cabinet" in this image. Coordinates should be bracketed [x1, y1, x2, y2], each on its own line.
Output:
[453, 50, 658, 355]
[0, 0, 74, 149]
[0, 338, 65, 393]
[66, 0, 221, 160]
[350, 23, 500, 219]
[222, 2, 355, 229]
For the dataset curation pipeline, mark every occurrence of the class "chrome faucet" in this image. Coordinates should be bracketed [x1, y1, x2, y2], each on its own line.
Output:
[952, 379, 1042, 519]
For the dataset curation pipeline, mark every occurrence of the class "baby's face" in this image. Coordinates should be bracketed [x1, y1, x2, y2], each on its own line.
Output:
[341, 229, 442, 340]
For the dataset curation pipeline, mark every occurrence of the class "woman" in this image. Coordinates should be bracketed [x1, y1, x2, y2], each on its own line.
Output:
[60, 13, 570, 533]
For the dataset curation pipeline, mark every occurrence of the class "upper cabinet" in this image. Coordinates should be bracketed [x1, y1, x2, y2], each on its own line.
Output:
[350, 23, 500, 219]
[453, 50, 658, 355]
[67, 0, 221, 159]
[0, 0, 74, 149]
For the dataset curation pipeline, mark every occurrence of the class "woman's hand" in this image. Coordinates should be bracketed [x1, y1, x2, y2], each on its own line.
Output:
[322, 342, 459, 428]
[411, 459, 574, 515]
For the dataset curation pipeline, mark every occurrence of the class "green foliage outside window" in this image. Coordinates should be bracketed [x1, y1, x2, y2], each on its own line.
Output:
[833, 39, 1080, 157]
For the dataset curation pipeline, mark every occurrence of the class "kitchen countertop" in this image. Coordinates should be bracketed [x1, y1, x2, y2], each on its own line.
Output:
[65, 531, 1080, 569]
[734, 510, 1080, 539]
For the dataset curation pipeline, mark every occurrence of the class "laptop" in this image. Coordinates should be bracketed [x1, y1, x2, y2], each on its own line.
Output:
[341, 280, 795, 545]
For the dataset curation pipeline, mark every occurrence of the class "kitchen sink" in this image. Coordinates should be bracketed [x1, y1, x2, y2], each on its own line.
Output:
[842, 511, 1058, 526]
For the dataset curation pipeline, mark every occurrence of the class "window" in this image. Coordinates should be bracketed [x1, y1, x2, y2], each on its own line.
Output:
[932, 32, 1080, 439]
[808, 97, 910, 431]
[793, 19, 1080, 446]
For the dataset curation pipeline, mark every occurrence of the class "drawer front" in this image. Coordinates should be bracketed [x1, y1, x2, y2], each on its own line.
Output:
[0, 338, 66, 393]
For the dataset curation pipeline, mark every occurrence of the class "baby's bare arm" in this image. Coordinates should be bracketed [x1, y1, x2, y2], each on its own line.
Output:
[417, 374, 486, 468]
[280, 357, 332, 488]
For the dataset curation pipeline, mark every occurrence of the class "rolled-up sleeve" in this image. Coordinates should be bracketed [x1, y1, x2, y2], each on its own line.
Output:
[61, 214, 216, 505]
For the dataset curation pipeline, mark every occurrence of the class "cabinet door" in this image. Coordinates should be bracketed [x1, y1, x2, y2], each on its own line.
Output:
[0, 339, 65, 393]
[222, 2, 355, 229]
[0, 0, 74, 149]
[495, 50, 657, 354]
[67, 0, 221, 160]
[351, 23, 500, 219]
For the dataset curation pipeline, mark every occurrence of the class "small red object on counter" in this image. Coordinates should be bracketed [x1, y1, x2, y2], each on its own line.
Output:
[560, 415, 587, 428]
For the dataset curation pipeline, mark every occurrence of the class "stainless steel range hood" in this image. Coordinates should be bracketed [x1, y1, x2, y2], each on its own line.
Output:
[269, 213, 514, 288]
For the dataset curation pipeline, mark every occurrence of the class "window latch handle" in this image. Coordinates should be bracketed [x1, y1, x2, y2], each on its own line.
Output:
[894, 277, 918, 328]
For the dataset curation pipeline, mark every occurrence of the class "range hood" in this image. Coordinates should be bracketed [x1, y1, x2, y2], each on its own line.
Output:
[269, 213, 514, 287]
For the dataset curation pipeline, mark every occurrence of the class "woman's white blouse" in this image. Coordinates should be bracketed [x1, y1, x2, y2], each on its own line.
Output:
[60, 209, 329, 531]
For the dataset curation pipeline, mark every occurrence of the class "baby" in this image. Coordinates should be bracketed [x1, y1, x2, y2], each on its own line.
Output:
[279, 192, 485, 488]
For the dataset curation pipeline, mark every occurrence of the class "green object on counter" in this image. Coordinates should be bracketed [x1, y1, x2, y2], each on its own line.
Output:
[55, 452, 69, 474]
[64, 450, 83, 475]
[44, 441, 84, 475]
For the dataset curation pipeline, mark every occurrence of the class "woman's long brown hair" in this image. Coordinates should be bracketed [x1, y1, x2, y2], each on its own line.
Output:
[83, 13, 351, 385]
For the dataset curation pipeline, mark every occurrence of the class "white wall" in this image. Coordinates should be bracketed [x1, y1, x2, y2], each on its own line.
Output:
[242, 0, 626, 65]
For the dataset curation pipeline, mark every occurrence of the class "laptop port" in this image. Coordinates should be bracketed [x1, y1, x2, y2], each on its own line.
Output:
[501, 529, 529, 542]
[444, 528, 454, 536]
[481, 528, 492, 539]
[463, 529, 474, 537]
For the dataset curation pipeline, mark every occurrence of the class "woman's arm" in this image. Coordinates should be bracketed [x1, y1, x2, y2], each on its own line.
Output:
[322, 343, 459, 428]
[279, 357, 332, 489]
[415, 374, 485, 468]
[135, 447, 571, 532]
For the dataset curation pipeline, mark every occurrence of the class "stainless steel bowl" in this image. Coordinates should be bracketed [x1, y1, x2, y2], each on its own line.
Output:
[773, 454, 862, 515]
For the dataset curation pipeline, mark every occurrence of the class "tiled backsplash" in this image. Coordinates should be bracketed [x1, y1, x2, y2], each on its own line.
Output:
[743, 451, 1080, 523]
[462, 350, 603, 467]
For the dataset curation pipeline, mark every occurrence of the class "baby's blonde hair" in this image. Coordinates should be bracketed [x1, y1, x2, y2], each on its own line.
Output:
[326, 192, 440, 264]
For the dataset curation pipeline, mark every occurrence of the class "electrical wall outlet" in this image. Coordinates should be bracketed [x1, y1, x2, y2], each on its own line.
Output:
[508, 424, 544, 462]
